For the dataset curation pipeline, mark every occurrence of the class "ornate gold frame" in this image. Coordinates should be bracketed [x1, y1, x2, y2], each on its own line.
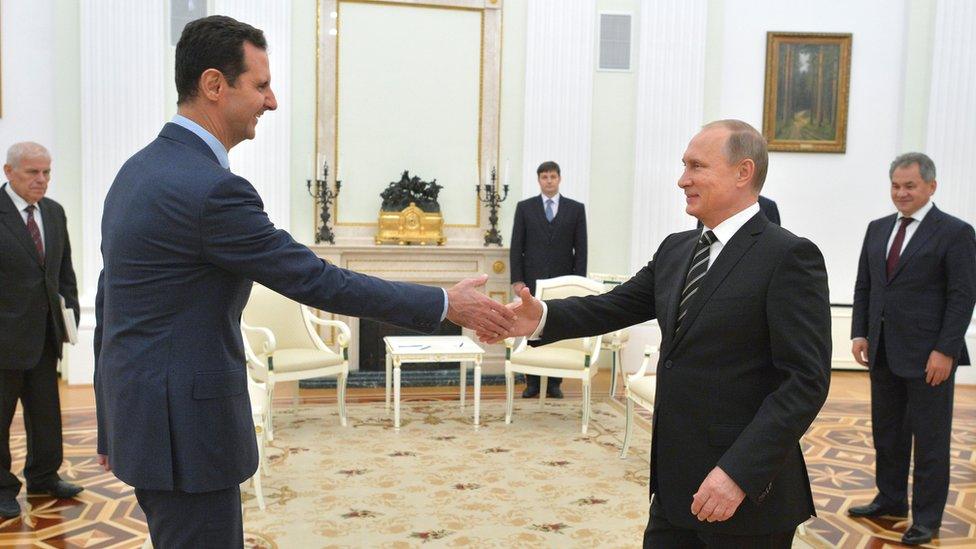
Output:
[315, 0, 503, 233]
[762, 32, 852, 153]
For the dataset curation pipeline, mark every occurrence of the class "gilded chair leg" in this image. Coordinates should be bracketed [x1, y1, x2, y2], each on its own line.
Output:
[338, 371, 348, 427]
[620, 397, 634, 458]
[539, 376, 548, 408]
[505, 372, 514, 424]
[253, 426, 266, 510]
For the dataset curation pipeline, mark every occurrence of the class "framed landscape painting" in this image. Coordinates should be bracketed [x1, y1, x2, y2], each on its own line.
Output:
[762, 32, 852, 153]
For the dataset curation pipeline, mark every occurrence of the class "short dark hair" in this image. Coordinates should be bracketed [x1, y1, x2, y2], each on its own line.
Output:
[536, 161, 561, 176]
[889, 152, 936, 182]
[175, 15, 267, 105]
[703, 119, 768, 191]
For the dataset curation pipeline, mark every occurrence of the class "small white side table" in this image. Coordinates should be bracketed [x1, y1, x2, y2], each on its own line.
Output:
[384, 335, 486, 431]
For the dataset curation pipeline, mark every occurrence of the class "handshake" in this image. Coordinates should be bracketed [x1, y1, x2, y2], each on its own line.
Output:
[445, 277, 542, 344]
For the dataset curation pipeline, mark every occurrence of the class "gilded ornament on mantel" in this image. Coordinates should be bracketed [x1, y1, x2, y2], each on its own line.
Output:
[374, 171, 446, 246]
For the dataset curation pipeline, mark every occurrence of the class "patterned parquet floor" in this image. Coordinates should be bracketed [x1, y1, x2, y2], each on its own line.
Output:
[2, 371, 974, 548]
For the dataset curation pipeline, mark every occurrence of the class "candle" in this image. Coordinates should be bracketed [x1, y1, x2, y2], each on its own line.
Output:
[503, 159, 510, 186]
[308, 154, 314, 181]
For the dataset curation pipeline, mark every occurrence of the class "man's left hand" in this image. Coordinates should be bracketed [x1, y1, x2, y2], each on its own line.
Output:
[925, 350, 954, 386]
[446, 274, 517, 338]
[691, 466, 746, 522]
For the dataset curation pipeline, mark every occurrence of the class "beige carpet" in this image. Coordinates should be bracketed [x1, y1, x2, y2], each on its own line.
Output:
[241, 398, 824, 548]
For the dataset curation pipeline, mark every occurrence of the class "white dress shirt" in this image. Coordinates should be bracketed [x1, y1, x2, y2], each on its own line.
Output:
[542, 193, 561, 218]
[4, 182, 45, 251]
[886, 200, 934, 255]
[528, 202, 762, 339]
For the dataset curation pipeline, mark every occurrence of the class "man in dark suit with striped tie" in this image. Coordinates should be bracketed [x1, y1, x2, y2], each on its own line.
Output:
[848, 152, 976, 546]
[487, 120, 831, 547]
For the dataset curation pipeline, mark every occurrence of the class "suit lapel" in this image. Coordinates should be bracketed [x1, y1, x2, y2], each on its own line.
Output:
[874, 214, 897, 283]
[888, 206, 943, 283]
[0, 184, 44, 265]
[661, 231, 699, 353]
[669, 214, 765, 351]
[39, 199, 58, 270]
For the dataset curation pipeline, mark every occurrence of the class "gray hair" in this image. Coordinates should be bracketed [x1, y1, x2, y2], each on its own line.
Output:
[702, 119, 769, 191]
[5, 142, 51, 168]
[889, 152, 936, 182]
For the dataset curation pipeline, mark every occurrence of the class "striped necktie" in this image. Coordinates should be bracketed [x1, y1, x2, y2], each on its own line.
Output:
[675, 230, 715, 334]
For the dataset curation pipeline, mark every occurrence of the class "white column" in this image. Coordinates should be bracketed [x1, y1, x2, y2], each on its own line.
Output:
[925, 0, 976, 224]
[521, 0, 596, 202]
[214, 0, 293, 231]
[629, 0, 707, 272]
[925, 0, 976, 386]
[71, 2, 167, 383]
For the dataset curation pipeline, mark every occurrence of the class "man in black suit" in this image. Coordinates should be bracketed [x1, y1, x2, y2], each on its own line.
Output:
[848, 152, 975, 546]
[486, 120, 831, 547]
[697, 195, 778, 227]
[510, 161, 587, 398]
[0, 142, 82, 518]
[95, 17, 513, 547]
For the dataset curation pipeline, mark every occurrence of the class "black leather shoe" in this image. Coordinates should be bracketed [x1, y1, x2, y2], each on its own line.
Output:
[901, 524, 934, 546]
[0, 497, 20, 518]
[546, 386, 564, 399]
[522, 386, 540, 398]
[847, 501, 908, 518]
[26, 480, 84, 499]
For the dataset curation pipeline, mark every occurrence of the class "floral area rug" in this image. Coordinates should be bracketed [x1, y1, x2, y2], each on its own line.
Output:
[243, 398, 651, 548]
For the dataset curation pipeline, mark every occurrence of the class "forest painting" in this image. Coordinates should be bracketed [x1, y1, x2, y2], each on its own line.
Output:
[762, 32, 852, 153]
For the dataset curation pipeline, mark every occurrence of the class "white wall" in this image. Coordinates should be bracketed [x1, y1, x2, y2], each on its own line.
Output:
[0, 0, 60, 199]
[716, 0, 908, 304]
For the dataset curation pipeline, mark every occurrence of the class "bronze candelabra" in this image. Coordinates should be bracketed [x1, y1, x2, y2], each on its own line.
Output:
[475, 166, 509, 247]
[307, 160, 341, 244]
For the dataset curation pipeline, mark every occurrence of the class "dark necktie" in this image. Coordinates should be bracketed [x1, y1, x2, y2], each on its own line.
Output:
[676, 230, 715, 334]
[886, 217, 914, 278]
[25, 204, 45, 262]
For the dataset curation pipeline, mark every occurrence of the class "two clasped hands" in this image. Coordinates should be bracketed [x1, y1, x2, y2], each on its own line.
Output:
[470, 285, 748, 523]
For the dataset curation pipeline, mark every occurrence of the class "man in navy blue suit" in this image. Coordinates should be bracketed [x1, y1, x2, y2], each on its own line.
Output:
[94, 16, 514, 547]
[849, 152, 976, 546]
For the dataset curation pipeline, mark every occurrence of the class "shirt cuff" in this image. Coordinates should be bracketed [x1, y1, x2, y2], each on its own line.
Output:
[528, 300, 548, 340]
[440, 288, 449, 322]
[851, 337, 867, 342]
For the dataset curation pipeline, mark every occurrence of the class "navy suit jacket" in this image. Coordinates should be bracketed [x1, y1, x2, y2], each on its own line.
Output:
[852, 205, 975, 377]
[510, 195, 587, 294]
[536, 213, 831, 535]
[95, 124, 444, 492]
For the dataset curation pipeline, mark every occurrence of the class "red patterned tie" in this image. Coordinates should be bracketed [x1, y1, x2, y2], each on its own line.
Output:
[886, 217, 913, 278]
[25, 204, 45, 262]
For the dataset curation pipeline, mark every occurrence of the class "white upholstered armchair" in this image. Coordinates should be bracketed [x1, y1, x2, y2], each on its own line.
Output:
[504, 275, 604, 434]
[620, 345, 657, 458]
[240, 284, 350, 439]
[588, 272, 632, 397]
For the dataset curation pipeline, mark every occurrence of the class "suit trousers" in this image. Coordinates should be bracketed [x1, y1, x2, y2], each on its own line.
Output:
[136, 485, 243, 548]
[643, 495, 795, 548]
[870, 331, 954, 528]
[0, 333, 63, 498]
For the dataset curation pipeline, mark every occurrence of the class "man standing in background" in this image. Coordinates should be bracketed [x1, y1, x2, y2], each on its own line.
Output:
[849, 152, 976, 546]
[0, 142, 82, 518]
[510, 161, 588, 398]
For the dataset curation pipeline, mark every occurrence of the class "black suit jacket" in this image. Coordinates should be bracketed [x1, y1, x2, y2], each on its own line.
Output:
[0, 183, 79, 370]
[697, 196, 779, 228]
[510, 195, 587, 293]
[852, 205, 975, 377]
[538, 213, 831, 535]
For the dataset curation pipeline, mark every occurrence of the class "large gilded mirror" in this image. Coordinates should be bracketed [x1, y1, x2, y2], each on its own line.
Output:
[317, 0, 502, 245]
